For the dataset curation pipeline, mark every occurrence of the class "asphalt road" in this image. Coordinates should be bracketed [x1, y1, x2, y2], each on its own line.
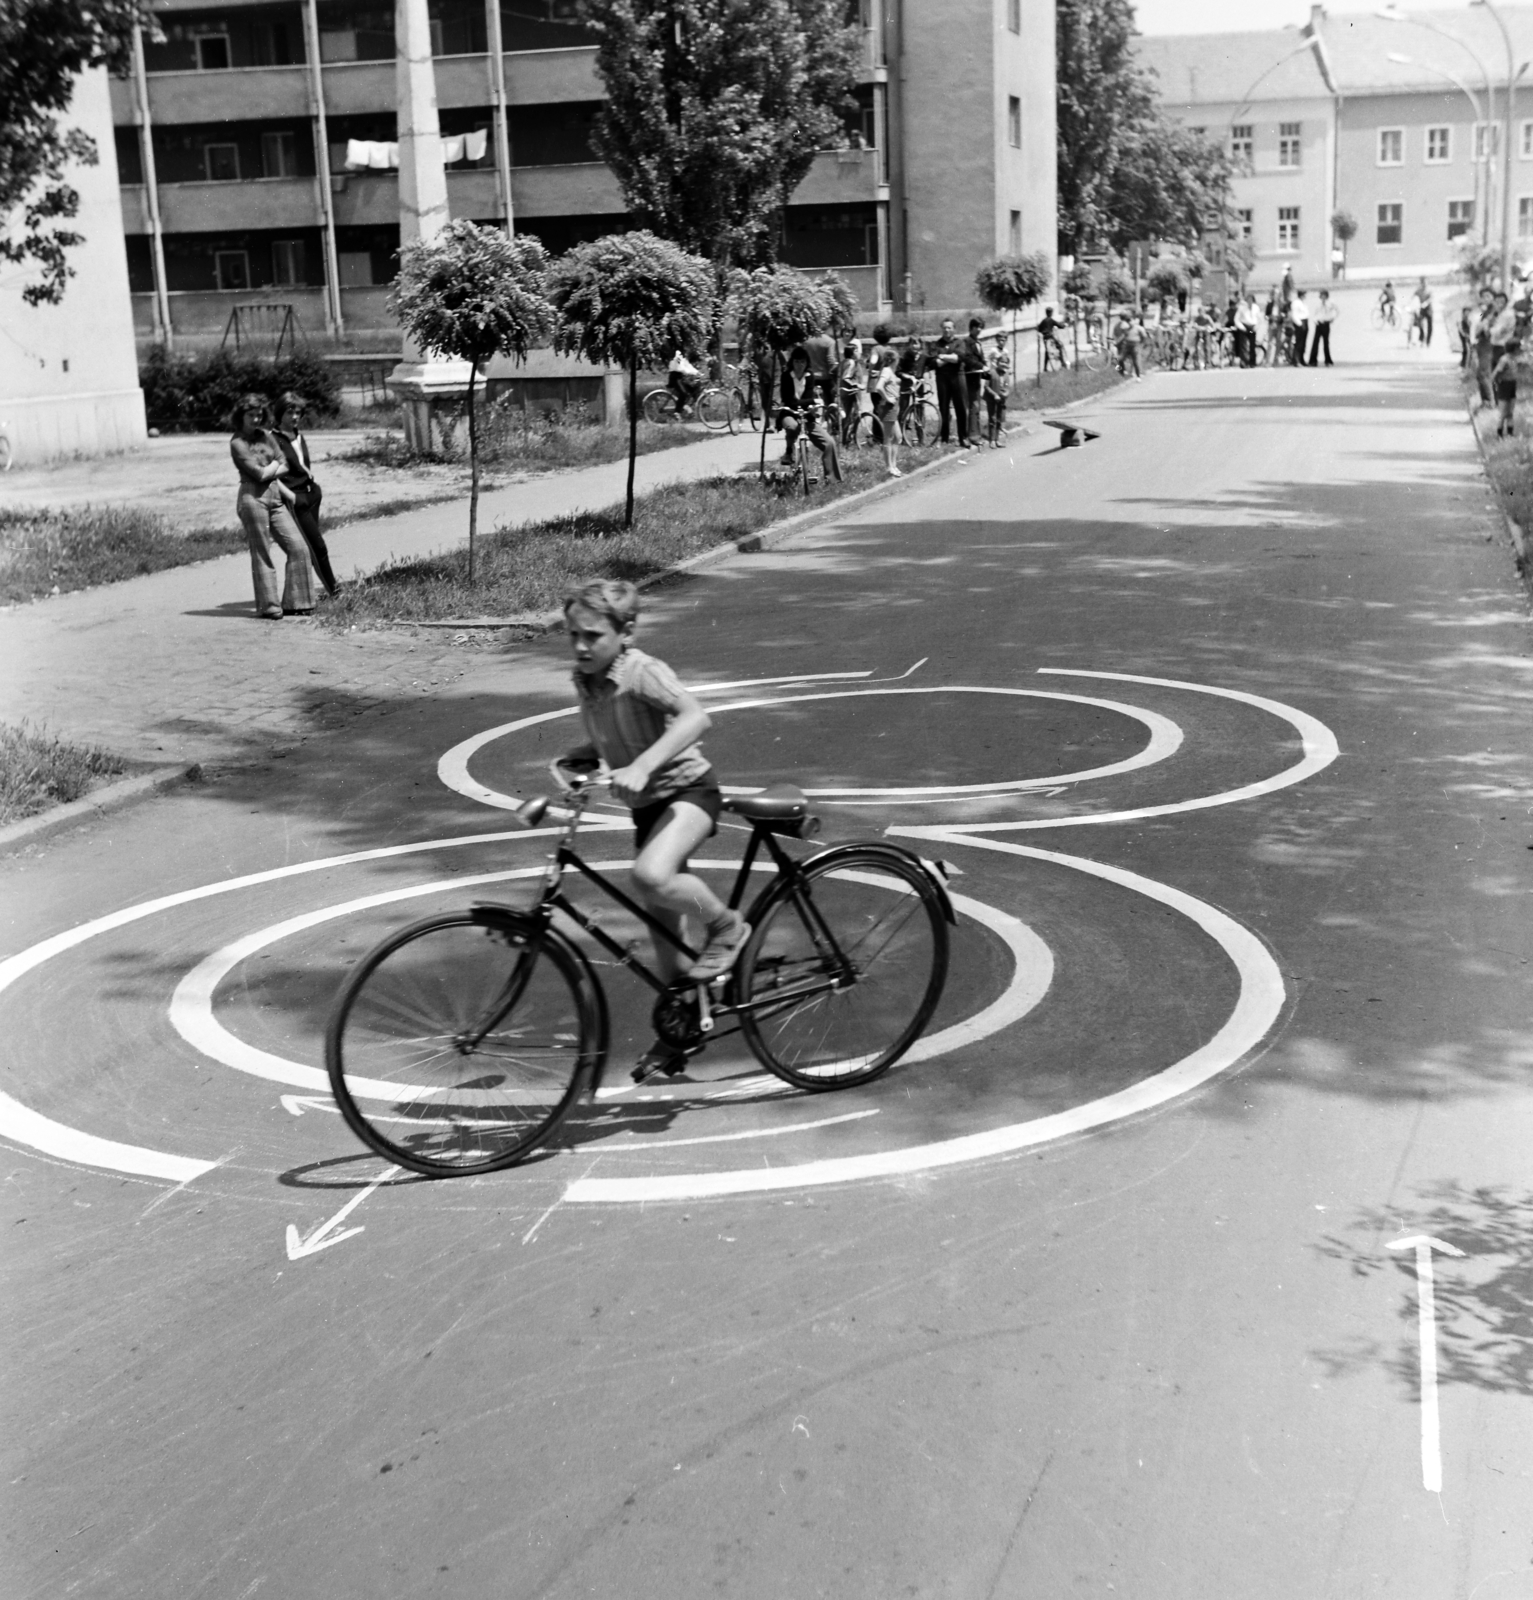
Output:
[6, 341, 1533, 1600]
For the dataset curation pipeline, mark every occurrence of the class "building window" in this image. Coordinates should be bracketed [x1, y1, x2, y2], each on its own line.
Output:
[203, 142, 240, 182]
[1520, 196, 1533, 238]
[1007, 96, 1021, 149]
[1230, 123, 1253, 165]
[1277, 206, 1300, 250]
[1007, 0, 1020, 32]
[1376, 202, 1403, 245]
[215, 250, 250, 291]
[1377, 127, 1404, 166]
[1279, 121, 1301, 167]
[1447, 199, 1475, 239]
[261, 132, 297, 178]
[1237, 207, 1253, 241]
[1522, 121, 1533, 159]
[194, 29, 230, 69]
[1008, 210, 1021, 254]
[272, 240, 304, 286]
[1426, 126, 1451, 163]
[1475, 123, 1502, 159]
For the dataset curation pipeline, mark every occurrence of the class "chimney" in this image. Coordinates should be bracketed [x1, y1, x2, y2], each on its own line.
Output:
[1310, 4, 1326, 26]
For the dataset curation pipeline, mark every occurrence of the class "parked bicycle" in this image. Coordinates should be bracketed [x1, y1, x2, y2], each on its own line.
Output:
[325, 760, 954, 1176]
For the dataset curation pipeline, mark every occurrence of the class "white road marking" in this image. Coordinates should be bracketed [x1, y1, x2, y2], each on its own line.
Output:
[435, 686, 1183, 808]
[598, 1108, 879, 1150]
[1387, 1234, 1466, 1494]
[561, 834, 1285, 1203]
[285, 1165, 399, 1259]
[280, 1094, 335, 1116]
[911, 670, 1340, 832]
[168, 866, 1051, 1097]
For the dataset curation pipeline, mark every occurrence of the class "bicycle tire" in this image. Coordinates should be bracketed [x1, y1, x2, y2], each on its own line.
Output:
[851, 411, 877, 449]
[642, 389, 679, 425]
[1369, 306, 1386, 332]
[798, 439, 813, 495]
[906, 399, 939, 445]
[325, 910, 605, 1177]
[0, 434, 12, 472]
[697, 386, 740, 433]
[739, 381, 763, 431]
[734, 846, 949, 1091]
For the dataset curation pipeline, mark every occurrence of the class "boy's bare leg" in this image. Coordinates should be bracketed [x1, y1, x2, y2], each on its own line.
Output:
[631, 803, 729, 983]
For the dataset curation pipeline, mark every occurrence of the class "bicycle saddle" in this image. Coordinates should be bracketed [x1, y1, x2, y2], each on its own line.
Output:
[724, 783, 808, 821]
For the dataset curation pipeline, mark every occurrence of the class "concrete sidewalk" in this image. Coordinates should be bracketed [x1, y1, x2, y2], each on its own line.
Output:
[0, 429, 763, 766]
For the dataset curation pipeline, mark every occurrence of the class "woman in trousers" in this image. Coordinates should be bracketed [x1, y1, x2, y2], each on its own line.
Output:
[230, 394, 315, 620]
[274, 393, 338, 595]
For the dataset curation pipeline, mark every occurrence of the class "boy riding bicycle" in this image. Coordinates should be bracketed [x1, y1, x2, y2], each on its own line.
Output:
[561, 580, 749, 1081]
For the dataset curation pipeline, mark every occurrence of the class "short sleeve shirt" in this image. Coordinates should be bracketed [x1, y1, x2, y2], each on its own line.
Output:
[573, 648, 712, 808]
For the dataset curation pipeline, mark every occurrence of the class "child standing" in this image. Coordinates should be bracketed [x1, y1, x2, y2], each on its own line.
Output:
[870, 347, 902, 476]
[984, 337, 1011, 446]
[561, 581, 749, 1080]
[1493, 338, 1521, 438]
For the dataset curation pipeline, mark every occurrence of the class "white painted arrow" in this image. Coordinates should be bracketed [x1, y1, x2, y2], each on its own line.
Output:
[280, 1094, 339, 1117]
[285, 1166, 399, 1260]
[1387, 1234, 1466, 1493]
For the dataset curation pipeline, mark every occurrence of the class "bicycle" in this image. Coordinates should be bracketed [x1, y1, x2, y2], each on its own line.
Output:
[898, 374, 941, 445]
[778, 395, 840, 492]
[697, 384, 747, 433]
[1369, 298, 1399, 332]
[325, 761, 954, 1176]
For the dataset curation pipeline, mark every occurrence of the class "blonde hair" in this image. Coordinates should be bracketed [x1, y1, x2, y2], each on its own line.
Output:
[564, 579, 639, 631]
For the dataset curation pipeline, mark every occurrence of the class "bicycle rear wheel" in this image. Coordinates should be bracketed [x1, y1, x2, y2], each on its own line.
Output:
[735, 847, 949, 1090]
[698, 386, 742, 433]
[642, 389, 679, 425]
[326, 911, 603, 1176]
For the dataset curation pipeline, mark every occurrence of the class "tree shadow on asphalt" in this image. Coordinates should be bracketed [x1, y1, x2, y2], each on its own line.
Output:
[1312, 1181, 1533, 1399]
[1118, 389, 1458, 414]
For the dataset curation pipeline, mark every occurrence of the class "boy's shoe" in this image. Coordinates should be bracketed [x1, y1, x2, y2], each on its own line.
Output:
[686, 911, 751, 981]
[631, 1041, 689, 1083]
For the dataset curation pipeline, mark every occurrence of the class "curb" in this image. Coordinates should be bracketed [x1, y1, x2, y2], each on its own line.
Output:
[1461, 392, 1532, 590]
[0, 763, 202, 854]
[390, 446, 973, 635]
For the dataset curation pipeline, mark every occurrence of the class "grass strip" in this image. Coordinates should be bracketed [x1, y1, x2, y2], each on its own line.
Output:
[0, 505, 242, 604]
[322, 441, 949, 627]
[0, 721, 129, 824]
[1007, 363, 1125, 414]
[336, 415, 705, 475]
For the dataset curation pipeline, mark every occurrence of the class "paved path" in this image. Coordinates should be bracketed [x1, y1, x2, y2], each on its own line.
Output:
[0, 428, 761, 763]
[7, 312, 1533, 1599]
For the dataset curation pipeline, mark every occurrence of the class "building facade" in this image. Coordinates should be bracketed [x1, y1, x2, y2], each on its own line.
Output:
[2, 69, 147, 464]
[113, 0, 1056, 347]
[1140, 4, 1533, 285]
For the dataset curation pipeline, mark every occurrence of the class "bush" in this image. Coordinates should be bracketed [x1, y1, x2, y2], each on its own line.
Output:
[138, 346, 341, 431]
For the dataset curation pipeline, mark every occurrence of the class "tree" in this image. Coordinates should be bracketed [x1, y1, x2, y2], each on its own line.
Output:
[976, 252, 1052, 365]
[549, 230, 715, 526]
[1145, 259, 1189, 308]
[580, 0, 860, 271]
[814, 268, 860, 337]
[726, 263, 832, 476]
[1056, 0, 1233, 259]
[391, 220, 554, 579]
[1, 0, 154, 305]
[1330, 207, 1358, 278]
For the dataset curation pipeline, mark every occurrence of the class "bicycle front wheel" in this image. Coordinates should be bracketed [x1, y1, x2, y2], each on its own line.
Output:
[326, 912, 603, 1176]
[697, 386, 741, 433]
[736, 847, 949, 1090]
[642, 389, 679, 425]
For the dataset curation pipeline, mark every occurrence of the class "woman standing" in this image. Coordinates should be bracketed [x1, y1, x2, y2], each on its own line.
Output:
[230, 394, 315, 620]
[273, 393, 338, 596]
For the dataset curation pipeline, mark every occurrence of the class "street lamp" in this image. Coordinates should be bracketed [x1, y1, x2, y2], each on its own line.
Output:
[1385, 51, 1488, 243]
[1470, 0, 1527, 288]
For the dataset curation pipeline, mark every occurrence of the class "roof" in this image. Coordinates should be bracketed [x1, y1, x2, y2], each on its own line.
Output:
[1138, 5, 1533, 104]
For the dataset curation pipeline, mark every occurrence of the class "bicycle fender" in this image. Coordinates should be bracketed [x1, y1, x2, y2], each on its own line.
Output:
[796, 841, 961, 927]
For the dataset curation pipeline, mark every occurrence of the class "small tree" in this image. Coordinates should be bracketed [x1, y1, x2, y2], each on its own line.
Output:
[550, 230, 715, 527]
[976, 251, 1052, 368]
[1456, 239, 1505, 293]
[1062, 262, 1095, 298]
[815, 269, 860, 338]
[1146, 259, 1189, 309]
[726, 264, 832, 476]
[1330, 208, 1358, 279]
[391, 220, 553, 580]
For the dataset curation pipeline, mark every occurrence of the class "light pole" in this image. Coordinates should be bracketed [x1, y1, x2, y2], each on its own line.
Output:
[1376, 5, 1497, 259]
[1471, 0, 1526, 288]
[1385, 52, 1487, 244]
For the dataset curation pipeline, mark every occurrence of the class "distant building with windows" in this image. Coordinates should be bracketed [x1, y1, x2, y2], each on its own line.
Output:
[114, 0, 1056, 348]
[1139, 4, 1533, 285]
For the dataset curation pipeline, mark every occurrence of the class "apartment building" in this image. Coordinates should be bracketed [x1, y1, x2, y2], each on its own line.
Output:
[1140, 4, 1533, 285]
[114, 0, 1056, 347]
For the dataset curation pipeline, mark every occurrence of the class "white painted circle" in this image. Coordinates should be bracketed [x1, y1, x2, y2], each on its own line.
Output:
[435, 686, 1184, 809]
[166, 862, 1055, 1098]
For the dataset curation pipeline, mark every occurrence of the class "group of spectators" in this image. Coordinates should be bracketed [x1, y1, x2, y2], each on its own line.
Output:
[1459, 282, 1530, 438]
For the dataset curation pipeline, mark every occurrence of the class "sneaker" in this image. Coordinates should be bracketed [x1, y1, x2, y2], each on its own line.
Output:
[631, 1041, 689, 1083]
[686, 911, 750, 981]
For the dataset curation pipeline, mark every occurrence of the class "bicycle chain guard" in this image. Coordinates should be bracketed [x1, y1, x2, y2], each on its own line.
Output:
[652, 987, 708, 1052]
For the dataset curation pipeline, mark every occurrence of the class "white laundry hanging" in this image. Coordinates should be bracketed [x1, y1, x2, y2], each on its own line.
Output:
[344, 131, 486, 170]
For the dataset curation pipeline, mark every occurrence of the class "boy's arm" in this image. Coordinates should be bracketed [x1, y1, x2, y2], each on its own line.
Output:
[608, 690, 712, 804]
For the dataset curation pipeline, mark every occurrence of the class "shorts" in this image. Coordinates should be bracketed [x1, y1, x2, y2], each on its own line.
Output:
[1495, 382, 1518, 402]
[632, 779, 723, 850]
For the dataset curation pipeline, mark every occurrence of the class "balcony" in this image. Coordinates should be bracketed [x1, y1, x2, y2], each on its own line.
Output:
[794, 148, 881, 207]
[139, 65, 311, 124]
[329, 161, 624, 227]
[156, 176, 323, 232]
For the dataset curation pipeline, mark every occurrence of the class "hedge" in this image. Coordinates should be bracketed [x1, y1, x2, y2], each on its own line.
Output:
[139, 347, 341, 432]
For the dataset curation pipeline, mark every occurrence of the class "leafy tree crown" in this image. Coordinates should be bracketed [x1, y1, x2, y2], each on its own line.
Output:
[548, 229, 716, 369]
[726, 264, 832, 362]
[389, 220, 554, 367]
[975, 253, 1053, 313]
